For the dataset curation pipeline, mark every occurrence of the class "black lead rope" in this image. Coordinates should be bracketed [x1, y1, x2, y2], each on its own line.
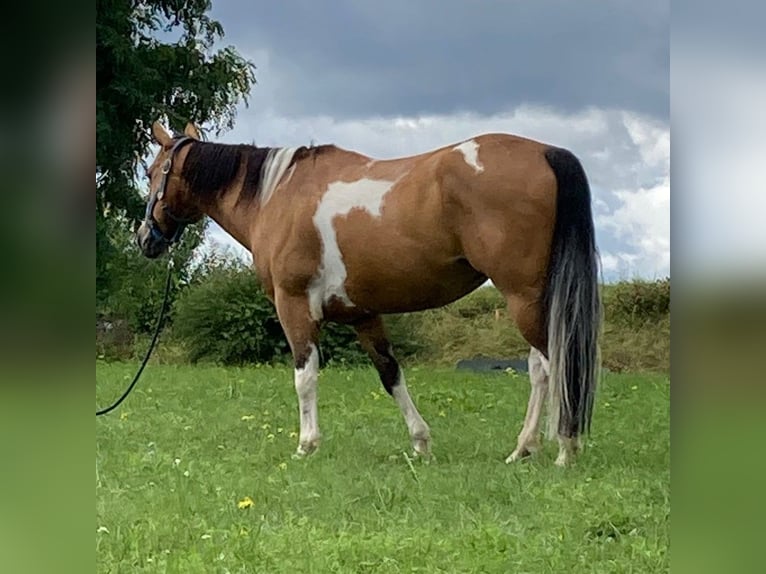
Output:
[96, 260, 174, 416]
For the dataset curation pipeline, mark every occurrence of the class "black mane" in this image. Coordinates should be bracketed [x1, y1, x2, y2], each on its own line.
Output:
[178, 139, 335, 203]
[180, 141, 272, 203]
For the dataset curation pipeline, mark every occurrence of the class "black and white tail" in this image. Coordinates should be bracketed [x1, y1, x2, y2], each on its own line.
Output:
[543, 147, 602, 439]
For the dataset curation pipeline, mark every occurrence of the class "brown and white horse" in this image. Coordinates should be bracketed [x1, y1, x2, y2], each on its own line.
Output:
[138, 121, 601, 466]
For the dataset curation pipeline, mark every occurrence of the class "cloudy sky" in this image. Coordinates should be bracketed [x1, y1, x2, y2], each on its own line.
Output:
[672, 0, 766, 281]
[197, 0, 671, 281]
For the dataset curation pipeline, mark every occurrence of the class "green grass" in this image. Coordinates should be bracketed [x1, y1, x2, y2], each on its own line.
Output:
[96, 363, 669, 573]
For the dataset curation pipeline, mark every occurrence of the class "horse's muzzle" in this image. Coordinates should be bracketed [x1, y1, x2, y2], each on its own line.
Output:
[136, 221, 168, 259]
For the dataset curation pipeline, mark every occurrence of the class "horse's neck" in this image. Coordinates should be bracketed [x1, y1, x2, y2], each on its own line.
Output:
[203, 193, 255, 252]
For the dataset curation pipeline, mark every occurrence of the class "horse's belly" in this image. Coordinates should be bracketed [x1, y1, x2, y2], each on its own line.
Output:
[344, 256, 487, 314]
[310, 191, 485, 318]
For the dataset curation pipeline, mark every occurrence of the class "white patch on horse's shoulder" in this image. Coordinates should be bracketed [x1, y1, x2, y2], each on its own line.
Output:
[453, 139, 484, 173]
[308, 178, 396, 320]
[259, 147, 299, 204]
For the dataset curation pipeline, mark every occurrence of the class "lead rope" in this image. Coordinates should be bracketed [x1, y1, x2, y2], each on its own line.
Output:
[96, 258, 174, 416]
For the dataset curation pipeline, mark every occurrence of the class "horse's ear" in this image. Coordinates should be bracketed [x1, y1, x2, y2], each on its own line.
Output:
[152, 121, 173, 147]
[184, 122, 201, 140]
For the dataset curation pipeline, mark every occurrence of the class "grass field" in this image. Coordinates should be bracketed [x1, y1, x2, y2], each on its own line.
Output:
[96, 363, 669, 573]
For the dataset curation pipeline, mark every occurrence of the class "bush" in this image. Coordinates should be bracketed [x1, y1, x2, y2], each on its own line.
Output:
[447, 286, 505, 318]
[173, 267, 289, 365]
[98, 214, 203, 328]
[96, 318, 134, 361]
[173, 265, 373, 366]
[603, 278, 670, 325]
[96, 215, 205, 360]
[317, 323, 367, 366]
[386, 313, 429, 360]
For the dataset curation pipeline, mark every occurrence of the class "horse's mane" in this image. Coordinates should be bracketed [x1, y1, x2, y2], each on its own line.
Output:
[179, 139, 334, 203]
[180, 140, 270, 203]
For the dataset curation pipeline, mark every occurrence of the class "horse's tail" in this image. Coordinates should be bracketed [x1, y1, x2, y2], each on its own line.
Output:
[542, 147, 602, 440]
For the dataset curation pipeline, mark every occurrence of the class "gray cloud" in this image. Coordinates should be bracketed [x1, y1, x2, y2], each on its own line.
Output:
[674, 0, 766, 53]
[210, 0, 668, 120]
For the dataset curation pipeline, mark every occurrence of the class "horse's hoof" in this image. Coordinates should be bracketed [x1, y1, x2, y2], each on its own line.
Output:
[292, 441, 319, 459]
[505, 450, 533, 463]
[505, 443, 539, 463]
[555, 452, 572, 467]
[418, 452, 435, 464]
[412, 438, 431, 458]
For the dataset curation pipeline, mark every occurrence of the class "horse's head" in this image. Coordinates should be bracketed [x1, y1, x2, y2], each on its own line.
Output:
[136, 121, 205, 258]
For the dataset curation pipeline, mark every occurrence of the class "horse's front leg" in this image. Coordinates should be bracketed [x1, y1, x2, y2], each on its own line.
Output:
[274, 290, 321, 458]
[354, 316, 431, 458]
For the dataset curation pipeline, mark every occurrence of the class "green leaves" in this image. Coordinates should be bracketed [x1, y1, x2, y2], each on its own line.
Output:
[602, 278, 670, 326]
[172, 265, 371, 366]
[98, 214, 204, 335]
[173, 266, 288, 365]
[97, 0, 256, 313]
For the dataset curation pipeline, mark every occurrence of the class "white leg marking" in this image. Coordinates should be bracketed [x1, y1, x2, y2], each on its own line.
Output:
[391, 370, 431, 456]
[293, 344, 320, 457]
[507, 347, 549, 463]
[308, 178, 398, 320]
[453, 139, 484, 173]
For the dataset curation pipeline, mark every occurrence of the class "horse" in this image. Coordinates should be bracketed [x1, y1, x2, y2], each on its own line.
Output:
[137, 121, 601, 466]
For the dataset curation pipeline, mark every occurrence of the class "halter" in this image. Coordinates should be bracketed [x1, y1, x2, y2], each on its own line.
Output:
[143, 136, 197, 246]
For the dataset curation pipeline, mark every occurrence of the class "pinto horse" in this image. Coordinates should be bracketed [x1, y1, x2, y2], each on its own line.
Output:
[138, 121, 601, 466]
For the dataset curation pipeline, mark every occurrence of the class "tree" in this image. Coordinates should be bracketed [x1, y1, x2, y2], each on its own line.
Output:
[97, 0, 255, 320]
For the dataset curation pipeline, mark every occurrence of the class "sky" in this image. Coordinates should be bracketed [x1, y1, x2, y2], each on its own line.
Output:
[194, 0, 673, 281]
[672, 0, 766, 281]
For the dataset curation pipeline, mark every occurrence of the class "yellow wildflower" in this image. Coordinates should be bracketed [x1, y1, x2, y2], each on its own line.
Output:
[237, 496, 254, 509]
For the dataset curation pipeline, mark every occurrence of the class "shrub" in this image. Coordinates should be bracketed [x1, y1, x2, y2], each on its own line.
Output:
[317, 322, 367, 365]
[173, 265, 372, 366]
[446, 286, 505, 318]
[386, 313, 429, 360]
[99, 214, 204, 335]
[173, 267, 289, 365]
[96, 318, 133, 361]
[604, 278, 670, 325]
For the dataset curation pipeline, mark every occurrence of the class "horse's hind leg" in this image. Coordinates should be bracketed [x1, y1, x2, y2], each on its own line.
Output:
[506, 347, 549, 462]
[274, 289, 321, 458]
[497, 291, 552, 463]
[500, 293, 582, 465]
[354, 316, 431, 457]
